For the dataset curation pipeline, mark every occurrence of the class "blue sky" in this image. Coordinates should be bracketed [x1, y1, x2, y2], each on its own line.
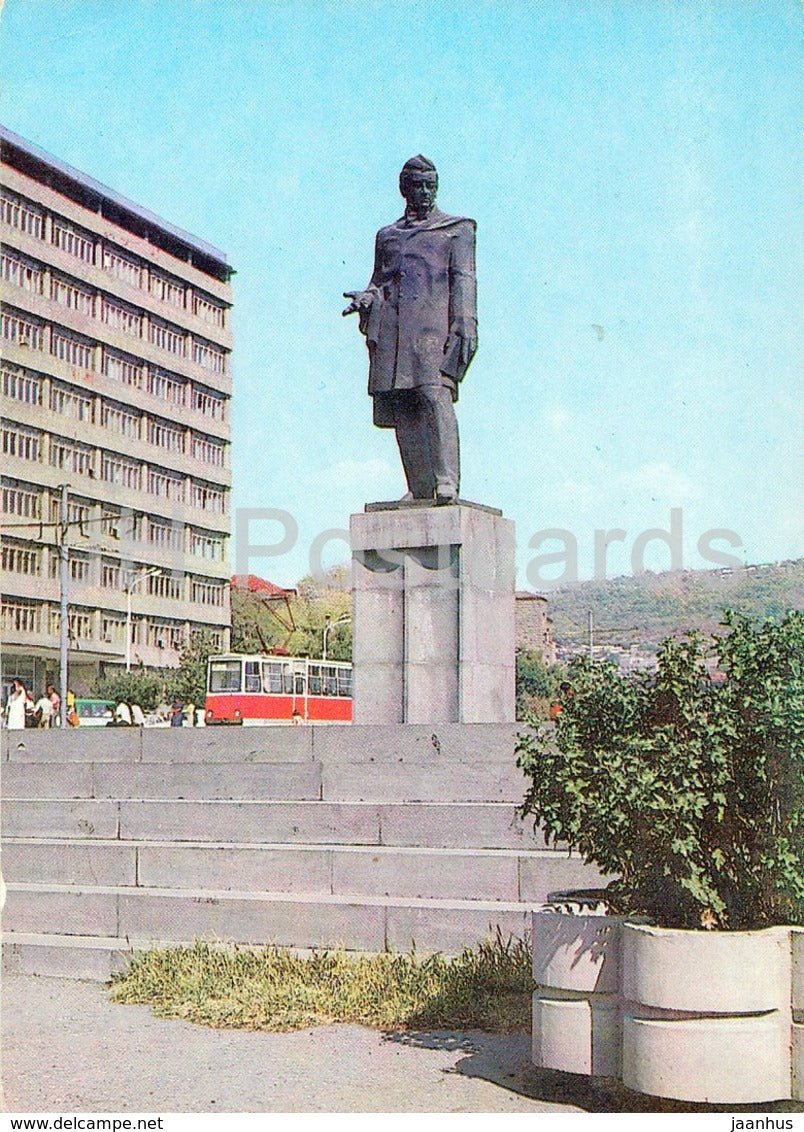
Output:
[2, 0, 801, 587]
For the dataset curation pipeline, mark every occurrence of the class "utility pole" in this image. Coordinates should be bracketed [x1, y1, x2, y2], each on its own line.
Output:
[588, 610, 594, 661]
[58, 483, 70, 728]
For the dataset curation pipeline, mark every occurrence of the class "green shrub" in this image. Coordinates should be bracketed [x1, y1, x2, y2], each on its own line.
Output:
[92, 669, 168, 713]
[517, 611, 804, 930]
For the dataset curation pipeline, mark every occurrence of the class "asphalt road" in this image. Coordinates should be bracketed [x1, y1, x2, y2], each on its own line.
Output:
[3, 975, 801, 1115]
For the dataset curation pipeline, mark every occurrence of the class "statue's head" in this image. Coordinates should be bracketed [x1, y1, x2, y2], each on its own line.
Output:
[399, 155, 438, 217]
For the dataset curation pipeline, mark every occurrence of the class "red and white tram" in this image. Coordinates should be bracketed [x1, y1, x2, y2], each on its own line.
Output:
[204, 653, 352, 725]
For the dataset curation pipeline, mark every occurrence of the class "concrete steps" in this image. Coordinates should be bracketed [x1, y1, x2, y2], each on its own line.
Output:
[1, 726, 605, 977]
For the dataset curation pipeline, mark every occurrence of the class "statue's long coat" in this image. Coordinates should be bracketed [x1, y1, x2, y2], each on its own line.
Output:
[360, 207, 477, 428]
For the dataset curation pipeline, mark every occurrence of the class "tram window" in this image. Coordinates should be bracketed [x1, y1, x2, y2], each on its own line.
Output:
[295, 672, 306, 695]
[283, 664, 294, 694]
[244, 660, 260, 692]
[323, 665, 338, 696]
[262, 662, 283, 694]
[337, 669, 352, 697]
[209, 660, 241, 692]
[308, 664, 322, 695]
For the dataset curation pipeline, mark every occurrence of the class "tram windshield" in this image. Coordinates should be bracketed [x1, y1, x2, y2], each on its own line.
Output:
[208, 659, 242, 693]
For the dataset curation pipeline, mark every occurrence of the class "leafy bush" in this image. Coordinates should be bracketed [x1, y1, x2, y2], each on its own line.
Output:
[517, 611, 804, 930]
[92, 669, 168, 713]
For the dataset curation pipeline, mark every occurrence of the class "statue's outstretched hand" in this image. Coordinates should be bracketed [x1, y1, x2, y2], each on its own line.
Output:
[342, 290, 374, 317]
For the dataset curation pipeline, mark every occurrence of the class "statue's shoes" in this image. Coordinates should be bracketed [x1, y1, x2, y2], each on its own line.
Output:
[435, 484, 458, 505]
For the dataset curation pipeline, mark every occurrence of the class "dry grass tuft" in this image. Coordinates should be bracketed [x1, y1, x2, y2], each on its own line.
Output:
[109, 931, 534, 1033]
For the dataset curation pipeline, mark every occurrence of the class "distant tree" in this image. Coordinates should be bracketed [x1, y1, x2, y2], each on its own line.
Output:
[230, 588, 290, 654]
[167, 631, 219, 706]
[92, 669, 168, 713]
[516, 650, 562, 721]
[229, 566, 353, 660]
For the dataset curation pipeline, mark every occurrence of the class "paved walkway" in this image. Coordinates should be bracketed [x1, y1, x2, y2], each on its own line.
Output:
[2, 975, 800, 1114]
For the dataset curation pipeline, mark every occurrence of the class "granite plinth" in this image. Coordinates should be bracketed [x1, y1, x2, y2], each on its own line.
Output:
[351, 503, 515, 724]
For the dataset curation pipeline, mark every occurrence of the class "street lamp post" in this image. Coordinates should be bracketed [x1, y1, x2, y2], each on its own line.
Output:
[58, 483, 70, 728]
[322, 614, 350, 662]
[125, 568, 161, 672]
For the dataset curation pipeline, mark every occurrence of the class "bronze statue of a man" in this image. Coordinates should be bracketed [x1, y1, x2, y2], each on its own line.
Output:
[344, 155, 477, 503]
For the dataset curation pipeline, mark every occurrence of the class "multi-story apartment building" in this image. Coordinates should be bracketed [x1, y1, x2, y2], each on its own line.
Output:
[0, 126, 233, 694]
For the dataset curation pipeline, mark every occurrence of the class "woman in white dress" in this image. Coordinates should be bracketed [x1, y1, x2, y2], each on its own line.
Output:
[5, 680, 28, 730]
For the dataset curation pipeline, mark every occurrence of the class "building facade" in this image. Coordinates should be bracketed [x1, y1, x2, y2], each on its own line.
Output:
[1, 127, 233, 694]
[515, 591, 557, 664]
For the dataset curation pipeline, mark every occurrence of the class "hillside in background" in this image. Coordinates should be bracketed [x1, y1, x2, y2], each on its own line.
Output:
[544, 559, 804, 655]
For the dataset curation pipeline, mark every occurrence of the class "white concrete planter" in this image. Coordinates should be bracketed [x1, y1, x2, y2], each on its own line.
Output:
[532, 912, 801, 1103]
[788, 927, 803, 1102]
[622, 923, 792, 1103]
[531, 904, 627, 1078]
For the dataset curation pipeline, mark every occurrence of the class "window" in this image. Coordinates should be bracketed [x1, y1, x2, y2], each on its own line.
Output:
[1, 598, 41, 634]
[147, 468, 184, 501]
[150, 271, 185, 309]
[102, 614, 127, 642]
[1, 191, 45, 239]
[50, 383, 94, 423]
[52, 329, 94, 369]
[209, 660, 241, 693]
[51, 554, 90, 582]
[190, 529, 224, 560]
[191, 434, 225, 467]
[337, 667, 352, 698]
[50, 607, 94, 639]
[2, 309, 44, 350]
[192, 339, 226, 375]
[48, 497, 90, 527]
[1, 250, 44, 294]
[190, 481, 225, 513]
[148, 570, 184, 601]
[192, 292, 226, 328]
[2, 423, 41, 462]
[104, 349, 143, 388]
[50, 437, 94, 476]
[147, 418, 185, 453]
[51, 274, 94, 315]
[191, 386, 226, 420]
[102, 246, 143, 289]
[195, 626, 223, 650]
[1, 542, 40, 575]
[101, 297, 142, 337]
[2, 481, 40, 518]
[244, 660, 261, 692]
[149, 318, 185, 356]
[147, 369, 186, 406]
[101, 559, 121, 588]
[262, 661, 293, 695]
[52, 219, 94, 263]
[191, 579, 226, 606]
[146, 618, 185, 650]
[102, 452, 141, 490]
[148, 519, 184, 551]
[101, 402, 140, 439]
[2, 365, 42, 405]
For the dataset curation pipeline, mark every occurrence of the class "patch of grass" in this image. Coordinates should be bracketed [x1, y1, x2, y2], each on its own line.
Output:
[108, 931, 534, 1033]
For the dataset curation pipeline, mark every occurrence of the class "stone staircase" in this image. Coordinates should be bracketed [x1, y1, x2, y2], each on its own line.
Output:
[1, 723, 602, 979]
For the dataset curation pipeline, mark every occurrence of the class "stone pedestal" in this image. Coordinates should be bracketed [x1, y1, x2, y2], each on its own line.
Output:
[350, 500, 515, 723]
